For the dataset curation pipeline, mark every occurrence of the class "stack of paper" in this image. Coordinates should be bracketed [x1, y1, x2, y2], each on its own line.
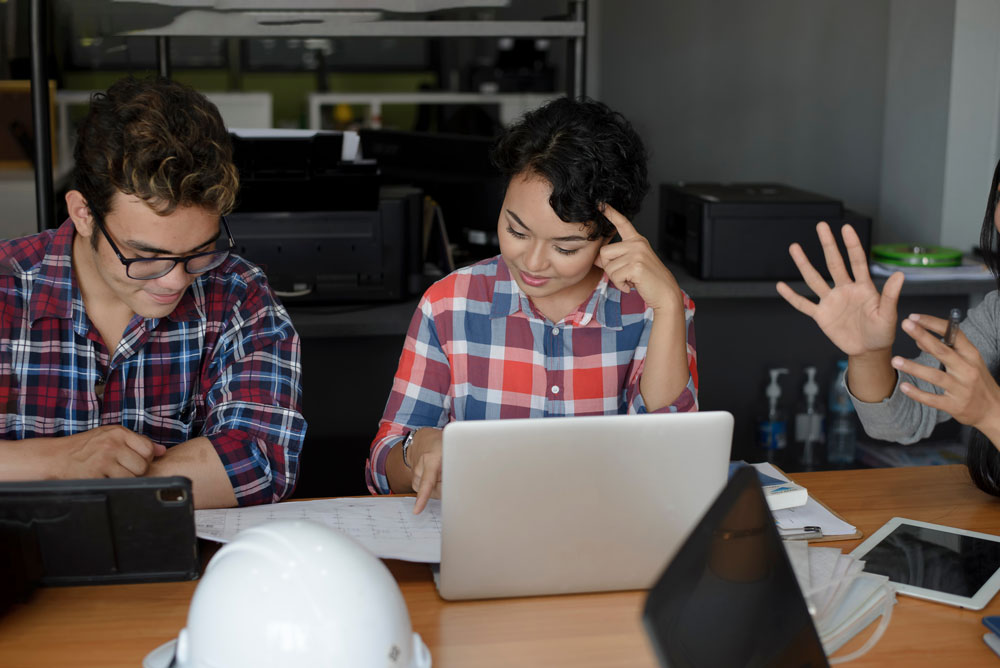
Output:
[750, 462, 858, 539]
[784, 542, 896, 659]
[195, 497, 443, 563]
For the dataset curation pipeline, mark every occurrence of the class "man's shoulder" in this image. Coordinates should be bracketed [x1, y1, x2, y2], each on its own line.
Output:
[0, 231, 57, 307]
[422, 256, 499, 305]
[196, 254, 284, 316]
[0, 229, 54, 276]
[212, 253, 268, 286]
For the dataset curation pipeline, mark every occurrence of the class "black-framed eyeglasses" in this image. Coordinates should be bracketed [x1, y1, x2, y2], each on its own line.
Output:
[97, 216, 236, 280]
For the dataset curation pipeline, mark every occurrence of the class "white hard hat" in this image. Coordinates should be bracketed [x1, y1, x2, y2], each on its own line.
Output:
[143, 520, 431, 668]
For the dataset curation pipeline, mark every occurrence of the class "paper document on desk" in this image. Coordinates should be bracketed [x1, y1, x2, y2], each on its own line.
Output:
[774, 502, 856, 536]
[195, 497, 442, 563]
[751, 463, 857, 537]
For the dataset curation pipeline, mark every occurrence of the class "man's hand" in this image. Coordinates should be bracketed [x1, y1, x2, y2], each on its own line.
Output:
[408, 428, 443, 515]
[45, 426, 165, 479]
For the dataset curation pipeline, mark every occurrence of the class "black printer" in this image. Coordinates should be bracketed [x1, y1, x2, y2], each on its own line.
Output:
[659, 183, 872, 281]
[227, 131, 424, 304]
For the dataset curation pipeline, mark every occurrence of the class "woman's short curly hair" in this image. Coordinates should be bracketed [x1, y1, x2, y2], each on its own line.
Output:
[73, 76, 239, 242]
[490, 96, 649, 239]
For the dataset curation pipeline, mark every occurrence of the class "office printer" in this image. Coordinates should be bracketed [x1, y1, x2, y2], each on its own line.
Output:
[228, 130, 423, 304]
[659, 183, 872, 281]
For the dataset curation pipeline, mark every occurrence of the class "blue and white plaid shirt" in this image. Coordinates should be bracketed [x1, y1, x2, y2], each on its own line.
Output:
[0, 221, 306, 505]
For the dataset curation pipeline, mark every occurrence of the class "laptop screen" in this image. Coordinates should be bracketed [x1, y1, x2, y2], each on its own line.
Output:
[642, 466, 829, 668]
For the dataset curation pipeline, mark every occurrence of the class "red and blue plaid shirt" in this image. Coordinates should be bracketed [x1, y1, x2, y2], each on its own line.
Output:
[366, 255, 698, 494]
[0, 221, 306, 505]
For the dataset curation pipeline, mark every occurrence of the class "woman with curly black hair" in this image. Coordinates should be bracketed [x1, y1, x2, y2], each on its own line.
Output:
[778, 159, 1000, 498]
[367, 97, 698, 512]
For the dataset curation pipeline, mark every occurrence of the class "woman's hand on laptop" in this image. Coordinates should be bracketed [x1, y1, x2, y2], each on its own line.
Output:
[410, 428, 443, 515]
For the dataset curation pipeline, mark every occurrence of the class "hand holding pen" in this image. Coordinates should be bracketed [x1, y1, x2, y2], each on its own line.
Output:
[939, 308, 962, 370]
[892, 310, 1000, 435]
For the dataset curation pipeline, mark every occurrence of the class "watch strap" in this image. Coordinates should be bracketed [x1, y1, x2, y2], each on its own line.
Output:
[401, 431, 415, 468]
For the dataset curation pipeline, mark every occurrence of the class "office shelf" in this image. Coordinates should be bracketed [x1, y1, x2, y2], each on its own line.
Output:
[664, 260, 995, 302]
[307, 91, 561, 130]
[121, 15, 585, 38]
[285, 260, 997, 339]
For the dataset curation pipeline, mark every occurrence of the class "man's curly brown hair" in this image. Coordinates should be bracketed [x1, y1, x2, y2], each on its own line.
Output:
[73, 76, 239, 248]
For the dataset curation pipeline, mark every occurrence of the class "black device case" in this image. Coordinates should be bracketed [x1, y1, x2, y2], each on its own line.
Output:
[659, 182, 872, 281]
[0, 476, 199, 587]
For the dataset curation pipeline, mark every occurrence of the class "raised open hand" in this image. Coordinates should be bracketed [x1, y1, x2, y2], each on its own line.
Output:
[777, 222, 904, 356]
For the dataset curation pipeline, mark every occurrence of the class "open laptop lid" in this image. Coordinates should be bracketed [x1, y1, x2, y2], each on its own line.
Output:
[643, 466, 829, 667]
[438, 411, 733, 600]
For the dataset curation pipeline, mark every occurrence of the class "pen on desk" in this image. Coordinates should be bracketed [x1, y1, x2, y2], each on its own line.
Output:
[781, 526, 823, 541]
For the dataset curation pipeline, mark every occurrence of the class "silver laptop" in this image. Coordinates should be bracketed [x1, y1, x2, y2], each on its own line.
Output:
[436, 411, 734, 600]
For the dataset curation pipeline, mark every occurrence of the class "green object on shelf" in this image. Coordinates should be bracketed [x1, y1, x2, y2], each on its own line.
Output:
[871, 244, 963, 267]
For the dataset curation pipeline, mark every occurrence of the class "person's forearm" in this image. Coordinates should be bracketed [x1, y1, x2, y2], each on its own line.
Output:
[847, 349, 897, 403]
[146, 436, 236, 509]
[639, 301, 690, 412]
[0, 437, 55, 479]
[385, 427, 442, 494]
[977, 413, 1000, 451]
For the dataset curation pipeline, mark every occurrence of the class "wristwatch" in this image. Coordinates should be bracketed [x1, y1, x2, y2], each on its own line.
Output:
[401, 431, 416, 468]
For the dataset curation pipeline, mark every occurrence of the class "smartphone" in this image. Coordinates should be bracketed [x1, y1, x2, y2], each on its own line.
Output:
[984, 616, 1000, 659]
[0, 477, 199, 586]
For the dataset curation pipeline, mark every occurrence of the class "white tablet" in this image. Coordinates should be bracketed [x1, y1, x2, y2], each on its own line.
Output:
[850, 517, 1000, 610]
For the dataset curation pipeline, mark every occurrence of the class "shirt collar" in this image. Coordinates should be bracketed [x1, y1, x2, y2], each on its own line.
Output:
[27, 220, 77, 325]
[583, 276, 623, 329]
[489, 257, 523, 319]
[489, 255, 623, 329]
[28, 219, 203, 326]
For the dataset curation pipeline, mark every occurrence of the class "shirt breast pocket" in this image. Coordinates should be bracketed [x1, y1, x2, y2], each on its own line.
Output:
[139, 399, 199, 446]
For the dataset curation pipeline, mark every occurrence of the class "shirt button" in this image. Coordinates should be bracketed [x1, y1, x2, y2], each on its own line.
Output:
[552, 327, 559, 336]
[551, 385, 560, 394]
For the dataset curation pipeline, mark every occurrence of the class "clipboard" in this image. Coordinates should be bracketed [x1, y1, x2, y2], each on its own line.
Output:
[771, 464, 863, 543]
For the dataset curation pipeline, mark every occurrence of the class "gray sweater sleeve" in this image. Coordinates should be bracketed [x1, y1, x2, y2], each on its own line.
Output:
[848, 289, 1000, 443]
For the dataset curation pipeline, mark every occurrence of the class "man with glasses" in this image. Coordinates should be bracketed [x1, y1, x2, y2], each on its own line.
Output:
[0, 77, 305, 508]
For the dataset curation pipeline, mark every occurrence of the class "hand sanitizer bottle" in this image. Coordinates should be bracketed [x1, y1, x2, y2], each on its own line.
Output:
[828, 360, 857, 466]
[757, 368, 789, 459]
[795, 366, 825, 469]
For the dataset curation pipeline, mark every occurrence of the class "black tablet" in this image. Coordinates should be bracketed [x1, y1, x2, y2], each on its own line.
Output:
[642, 466, 829, 667]
[0, 477, 199, 586]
